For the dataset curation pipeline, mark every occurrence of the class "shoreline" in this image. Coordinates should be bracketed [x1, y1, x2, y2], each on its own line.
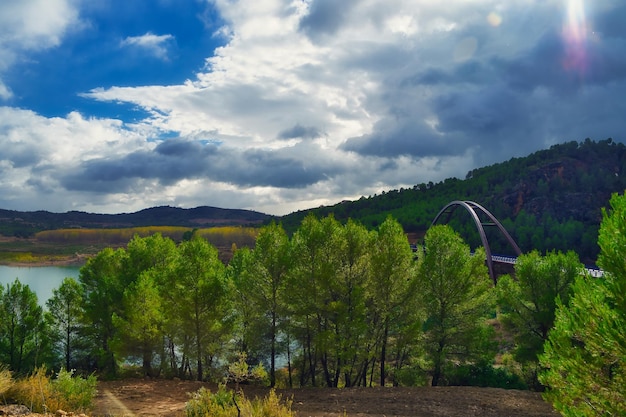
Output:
[0, 255, 88, 268]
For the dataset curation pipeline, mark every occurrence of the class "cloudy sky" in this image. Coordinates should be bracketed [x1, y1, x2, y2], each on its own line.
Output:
[0, 0, 624, 215]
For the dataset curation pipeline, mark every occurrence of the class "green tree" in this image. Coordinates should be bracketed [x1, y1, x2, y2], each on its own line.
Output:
[496, 250, 581, 387]
[417, 225, 496, 386]
[539, 193, 626, 415]
[245, 222, 291, 387]
[368, 216, 418, 387]
[123, 233, 178, 285]
[331, 219, 371, 387]
[227, 246, 257, 354]
[46, 277, 84, 371]
[120, 233, 177, 376]
[0, 279, 48, 374]
[173, 236, 229, 381]
[287, 214, 341, 387]
[79, 247, 126, 376]
[112, 270, 164, 376]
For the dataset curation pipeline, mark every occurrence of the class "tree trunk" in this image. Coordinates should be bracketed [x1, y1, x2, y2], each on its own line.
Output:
[286, 332, 293, 388]
[270, 311, 276, 387]
[65, 323, 71, 371]
[380, 322, 388, 387]
[431, 341, 445, 386]
[195, 304, 203, 381]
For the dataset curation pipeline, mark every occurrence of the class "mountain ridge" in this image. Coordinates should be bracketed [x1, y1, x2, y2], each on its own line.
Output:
[0, 205, 271, 237]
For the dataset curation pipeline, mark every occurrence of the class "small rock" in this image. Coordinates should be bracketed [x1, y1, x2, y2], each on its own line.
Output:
[0, 405, 32, 416]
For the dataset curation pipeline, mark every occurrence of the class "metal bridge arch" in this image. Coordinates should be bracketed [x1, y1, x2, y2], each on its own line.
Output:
[431, 201, 522, 284]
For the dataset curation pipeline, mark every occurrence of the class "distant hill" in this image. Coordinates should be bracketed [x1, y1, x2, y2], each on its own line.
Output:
[0, 205, 271, 238]
[279, 138, 626, 264]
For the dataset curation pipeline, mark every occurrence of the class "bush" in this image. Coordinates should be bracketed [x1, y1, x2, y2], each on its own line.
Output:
[0, 367, 13, 397]
[8, 367, 54, 413]
[445, 361, 527, 390]
[8, 367, 97, 413]
[52, 368, 98, 412]
[185, 384, 294, 417]
[227, 352, 269, 388]
[394, 366, 429, 387]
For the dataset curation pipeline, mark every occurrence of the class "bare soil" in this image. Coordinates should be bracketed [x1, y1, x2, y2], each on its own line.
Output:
[92, 379, 558, 417]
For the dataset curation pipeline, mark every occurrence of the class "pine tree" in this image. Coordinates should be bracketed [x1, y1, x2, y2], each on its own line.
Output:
[539, 193, 626, 415]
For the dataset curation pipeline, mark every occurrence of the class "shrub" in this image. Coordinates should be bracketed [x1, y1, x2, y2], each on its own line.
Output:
[8, 367, 97, 413]
[227, 352, 269, 388]
[394, 366, 429, 387]
[241, 389, 294, 417]
[185, 385, 294, 417]
[52, 368, 98, 412]
[9, 367, 54, 413]
[186, 385, 234, 417]
[0, 366, 13, 397]
[445, 361, 527, 390]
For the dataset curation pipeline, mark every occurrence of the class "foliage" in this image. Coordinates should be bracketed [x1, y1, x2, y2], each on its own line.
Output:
[46, 278, 84, 372]
[368, 216, 420, 386]
[79, 247, 126, 376]
[0, 279, 50, 375]
[7, 367, 97, 414]
[173, 236, 230, 381]
[185, 385, 294, 417]
[227, 352, 268, 388]
[444, 361, 527, 390]
[496, 250, 582, 388]
[417, 225, 496, 386]
[111, 270, 164, 376]
[539, 192, 626, 415]
[236, 222, 291, 387]
[282, 215, 421, 388]
[50, 368, 97, 412]
[21, 213, 492, 388]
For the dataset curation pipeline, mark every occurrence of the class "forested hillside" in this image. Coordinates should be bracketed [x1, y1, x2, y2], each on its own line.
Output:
[280, 138, 626, 263]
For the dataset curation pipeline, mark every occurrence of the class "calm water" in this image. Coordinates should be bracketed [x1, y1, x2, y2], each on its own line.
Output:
[0, 266, 80, 305]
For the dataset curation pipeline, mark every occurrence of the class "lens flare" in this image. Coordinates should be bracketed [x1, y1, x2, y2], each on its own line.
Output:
[562, 0, 589, 77]
[487, 12, 502, 27]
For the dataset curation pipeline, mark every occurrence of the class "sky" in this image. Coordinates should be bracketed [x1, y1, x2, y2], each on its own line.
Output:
[0, 0, 625, 216]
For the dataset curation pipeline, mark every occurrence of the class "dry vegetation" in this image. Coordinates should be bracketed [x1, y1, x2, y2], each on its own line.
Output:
[0, 368, 97, 415]
[0, 226, 259, 265]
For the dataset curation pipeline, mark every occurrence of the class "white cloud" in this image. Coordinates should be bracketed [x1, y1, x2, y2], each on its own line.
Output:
[1, 0, 625, 215]
[0, 106, 150, 211]
[0, 0, 80, 100]
[120, 32, 175, 60]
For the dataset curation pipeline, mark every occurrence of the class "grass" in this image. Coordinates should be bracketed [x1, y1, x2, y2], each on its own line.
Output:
[0, 367, 12, 398]
[6, 367, 97, 414]
[185, 385, 294, 417]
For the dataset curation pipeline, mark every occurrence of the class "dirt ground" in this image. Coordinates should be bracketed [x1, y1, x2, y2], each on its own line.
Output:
[92, 379, 559, 417]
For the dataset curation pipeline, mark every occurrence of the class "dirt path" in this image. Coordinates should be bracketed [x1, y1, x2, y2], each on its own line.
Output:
[93, 379, 558, 417]
[100, 389, 136, 416]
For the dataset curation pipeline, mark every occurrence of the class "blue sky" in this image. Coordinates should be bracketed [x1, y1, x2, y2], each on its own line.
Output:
[1, 0, 625, 215]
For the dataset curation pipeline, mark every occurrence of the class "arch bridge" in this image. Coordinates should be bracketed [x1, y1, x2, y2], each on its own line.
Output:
[431, 200, 522, 284]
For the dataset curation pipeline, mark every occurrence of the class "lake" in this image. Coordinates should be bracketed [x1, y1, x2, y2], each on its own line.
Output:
[0, 265, 80, 305]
